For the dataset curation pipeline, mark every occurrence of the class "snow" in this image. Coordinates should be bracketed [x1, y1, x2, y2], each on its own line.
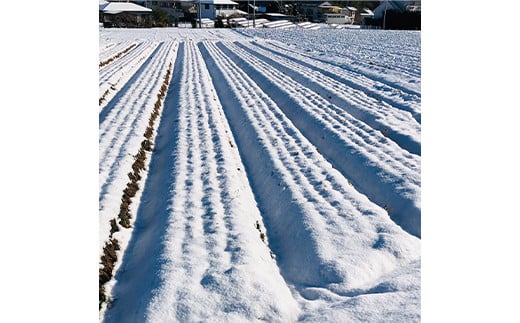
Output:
[99, 2, 152, 14]
[99, 27, 421, 322]
[201, 0, 238, 5]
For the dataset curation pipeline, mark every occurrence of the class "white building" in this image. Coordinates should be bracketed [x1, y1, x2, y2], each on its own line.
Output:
[324, 13, 348, 25]
[99, 1, 152, 27]
[199, 0, 242, 20]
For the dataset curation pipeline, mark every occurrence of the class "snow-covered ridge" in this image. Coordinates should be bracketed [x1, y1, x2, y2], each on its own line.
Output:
[213, 40, 420, 237]
[238, 28, 421, 96]
[201, 38, 419, 290]
[99, 40, 178, 254]
[99, 41, 158, 110]
[247, 40, 421, 125]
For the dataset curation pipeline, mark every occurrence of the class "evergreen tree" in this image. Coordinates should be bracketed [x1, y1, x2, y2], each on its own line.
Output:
[152, 7, 170, 27]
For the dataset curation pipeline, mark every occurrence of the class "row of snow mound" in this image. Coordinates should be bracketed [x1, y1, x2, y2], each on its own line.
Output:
[233, 18, 270, 28]
[297, 21, 321, 30]
[99, 28, 421, 322]
[103, 41, 300, 323]
[227, 40, 421, 238]
[211, 18, 321, 30]
[263, 19, 296, 29]
[245, 28, 421, 96]
[200, 37, 418, 286]
[99, 59, 174, 312]
[98, 40, 179, 316]
[199, 18, 214, 28]
[230, 17, 294, 28]
[99, 41, 158, 110]
[246, 40, 421, 152]
[200, 40, 420, 321]
[99, 43, 136, 68]
[99, 40, 134, 63]
[228, 17, 247, 27]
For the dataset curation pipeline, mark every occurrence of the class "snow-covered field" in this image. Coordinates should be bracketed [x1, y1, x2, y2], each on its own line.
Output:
[99, 27, 421, 322]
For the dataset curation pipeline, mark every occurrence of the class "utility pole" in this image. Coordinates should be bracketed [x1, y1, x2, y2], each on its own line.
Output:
[247, 0, 251, 28]
[198, 0, 202, 28]
[383, 0, 387, 30]
[253, 0, 256, 28]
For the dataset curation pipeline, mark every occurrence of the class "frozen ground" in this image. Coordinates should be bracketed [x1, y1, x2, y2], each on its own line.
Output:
[99, 27, 421, 322]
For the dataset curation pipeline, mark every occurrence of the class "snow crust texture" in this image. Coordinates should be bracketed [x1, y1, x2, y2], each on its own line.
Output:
[99, 28, 421, 322]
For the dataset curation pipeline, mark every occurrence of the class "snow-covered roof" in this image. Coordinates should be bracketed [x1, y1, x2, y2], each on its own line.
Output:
[318, 2, 342, 10]
[99, 2, 109, 11]
[264, 13, 289, 17]
[360, 8, 374, 16]
[200, 0, 238, 5]
[318, 2, 333, 7]
[100, 2, 152, 14]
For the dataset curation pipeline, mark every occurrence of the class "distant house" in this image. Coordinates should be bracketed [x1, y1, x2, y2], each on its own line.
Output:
[199, 0, 244, 20]
[294, 1, 358, 24]
[133, 0, 244, 22]
[344, 6, 357, 23]
[323, 5, 357, 25]
[318, 2, 341, 13]
[99, 1, 152, 27]
[138, 0, 190, 22]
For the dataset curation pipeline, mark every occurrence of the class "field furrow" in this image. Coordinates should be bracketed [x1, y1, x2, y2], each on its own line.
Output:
[99, 41, 178, 253]
[214, 41, 420, 237]
[240, 29, 421, 96]
[246, 40, 421, 124]
[99, 41, 160, 110]
[311, 41, 421, 81]
[99, 28, 421, 323]
[99, 40, 136, 63]
[201, 39, 420, 303]
[103, 41, 299, 323]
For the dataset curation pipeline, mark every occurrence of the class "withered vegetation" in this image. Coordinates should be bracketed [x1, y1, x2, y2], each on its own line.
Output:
[99, 62, 173, 311]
